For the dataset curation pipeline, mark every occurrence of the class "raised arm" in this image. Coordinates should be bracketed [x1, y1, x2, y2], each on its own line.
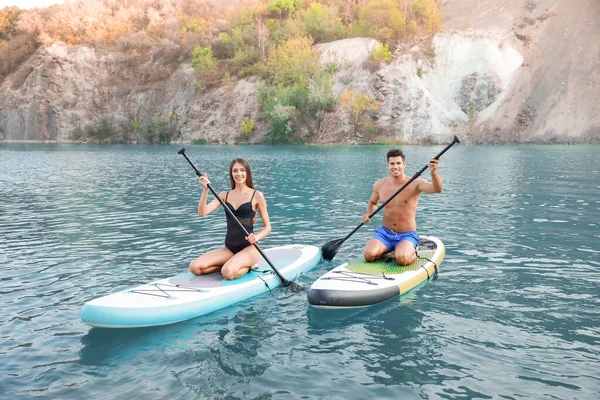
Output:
[417, 158, 443, 194]
[197, 175, 224, 216]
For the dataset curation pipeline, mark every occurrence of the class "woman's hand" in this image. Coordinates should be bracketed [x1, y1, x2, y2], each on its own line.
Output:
[198, 174, 210, 188]
[245, 233, 257, 245]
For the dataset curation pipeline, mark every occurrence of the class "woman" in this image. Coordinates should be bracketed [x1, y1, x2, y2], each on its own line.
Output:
[189, 158, 271, 280]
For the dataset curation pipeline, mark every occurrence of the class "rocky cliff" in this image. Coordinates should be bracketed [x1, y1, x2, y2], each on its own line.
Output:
[0, 41, 266, 144]
[1, 0, 598, 144]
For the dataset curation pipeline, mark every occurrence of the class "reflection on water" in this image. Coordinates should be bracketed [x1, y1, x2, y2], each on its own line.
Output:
[1, 143, 599, 399]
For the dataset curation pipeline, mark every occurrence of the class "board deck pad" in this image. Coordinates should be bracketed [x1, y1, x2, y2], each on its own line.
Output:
[168, 272, 230, 288]
[345, 249, 438, 275]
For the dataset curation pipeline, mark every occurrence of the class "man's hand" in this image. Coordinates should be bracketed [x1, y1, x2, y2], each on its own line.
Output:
[362, 214, 372, 224]
[428, 158, 439, 172]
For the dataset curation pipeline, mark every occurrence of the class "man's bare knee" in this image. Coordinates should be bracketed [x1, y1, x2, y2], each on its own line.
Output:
[364, 250, 378, 262]
[395, 254, 415, 266]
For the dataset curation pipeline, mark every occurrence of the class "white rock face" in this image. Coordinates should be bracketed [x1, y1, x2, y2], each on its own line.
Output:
[423, 31, 523, 124]
[312, 33, 524, 143]
[374, 55, 454, 142]
[46, 42, 69, 58]
[315, 37, 379, 66]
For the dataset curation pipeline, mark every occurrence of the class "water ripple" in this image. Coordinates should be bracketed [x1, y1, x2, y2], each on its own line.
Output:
[1, 144, 599, 399]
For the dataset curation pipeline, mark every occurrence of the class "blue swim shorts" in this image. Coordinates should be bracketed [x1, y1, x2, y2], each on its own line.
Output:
[372, 227, 419, 252]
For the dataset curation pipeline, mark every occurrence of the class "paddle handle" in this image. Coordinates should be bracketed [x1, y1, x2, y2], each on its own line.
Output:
[178, 148, 291, 286]
[179, 149, 204, 177]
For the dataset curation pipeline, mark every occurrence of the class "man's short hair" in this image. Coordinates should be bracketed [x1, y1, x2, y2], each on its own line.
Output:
[386, 149, 405, 162]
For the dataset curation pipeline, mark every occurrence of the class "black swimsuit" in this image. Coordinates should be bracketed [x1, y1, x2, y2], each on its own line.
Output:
[224, 190, 257, 254]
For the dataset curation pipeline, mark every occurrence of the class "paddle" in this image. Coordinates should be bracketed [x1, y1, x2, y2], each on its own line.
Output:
[178, 148, 302, 292]
[321, 135, 460, 261]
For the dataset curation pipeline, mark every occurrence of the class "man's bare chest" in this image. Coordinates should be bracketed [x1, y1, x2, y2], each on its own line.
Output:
[378, 182, 419, 205]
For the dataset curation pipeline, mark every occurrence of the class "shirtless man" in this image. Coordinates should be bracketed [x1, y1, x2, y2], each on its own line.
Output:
[362, 149, 442, 266]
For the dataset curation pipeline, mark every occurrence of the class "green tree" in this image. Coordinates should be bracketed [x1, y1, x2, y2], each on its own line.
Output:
[191, 46, 217, 74]
[264, 36, 319, 87]
[267, 0, 304, 18]
[211, 32, 235, 59]
[412, 0, 443, 35]
[259, 84, 304, 143]
[302, 3, 344, 43]
[308, 72, 336, 116]
[339, 90, 381, 126]
[266, 16, 304, 45]
[358, 0, 405, 42]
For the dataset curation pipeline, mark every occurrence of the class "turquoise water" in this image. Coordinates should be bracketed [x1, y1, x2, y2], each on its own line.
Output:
[1, 143, 599, 399]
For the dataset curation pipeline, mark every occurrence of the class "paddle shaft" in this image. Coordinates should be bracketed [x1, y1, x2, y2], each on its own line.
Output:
[179, 150, 290, 285]
[336, 136, 460, 245]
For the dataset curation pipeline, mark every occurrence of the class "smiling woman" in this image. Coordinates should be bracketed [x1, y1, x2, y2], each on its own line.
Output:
[188, 156, 273, 280]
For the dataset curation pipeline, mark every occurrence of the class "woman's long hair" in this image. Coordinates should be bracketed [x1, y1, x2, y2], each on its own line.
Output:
[229, 158, 254, 189]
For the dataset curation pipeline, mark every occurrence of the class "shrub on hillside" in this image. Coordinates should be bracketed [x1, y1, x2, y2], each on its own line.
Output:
[267, 0, 304, 18]
[371, 41, 392, 63]
[411, 0, 443, 35]
[191, 46, 217, 74]
[191, 138, 210, 145]
[259, 84, 302, 143]
[339, 90, 381, 126]
[355, 0, 405, 43]
[84, 117, 119, 143]
[211, 32, 236, 59]
[308, 72, 336, 116]
[264, 35, 319, 86]
[302, 3, 345, 43]
[265, 16, 304, 45]
[240, 117, 256, 135]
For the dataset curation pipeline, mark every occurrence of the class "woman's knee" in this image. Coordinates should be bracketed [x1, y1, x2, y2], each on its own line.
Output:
[189, 260, 204, 275]
[189, 264, 200, 275]
[221, 260, 253, 280]
[221, 267, 236, 280]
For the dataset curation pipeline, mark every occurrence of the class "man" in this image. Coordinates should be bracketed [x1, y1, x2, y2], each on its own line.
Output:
[362, 149, 442, 265]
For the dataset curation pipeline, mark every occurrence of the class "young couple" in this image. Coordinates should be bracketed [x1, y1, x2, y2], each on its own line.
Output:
[189, 149, 443, 280]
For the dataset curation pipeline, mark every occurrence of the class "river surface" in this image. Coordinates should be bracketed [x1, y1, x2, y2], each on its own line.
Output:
[1, 143, 599, 399]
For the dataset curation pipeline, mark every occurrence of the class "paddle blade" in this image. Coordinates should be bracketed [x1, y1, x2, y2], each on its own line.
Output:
[287, 281, 304, 292]
[321, 238, 344, 261]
